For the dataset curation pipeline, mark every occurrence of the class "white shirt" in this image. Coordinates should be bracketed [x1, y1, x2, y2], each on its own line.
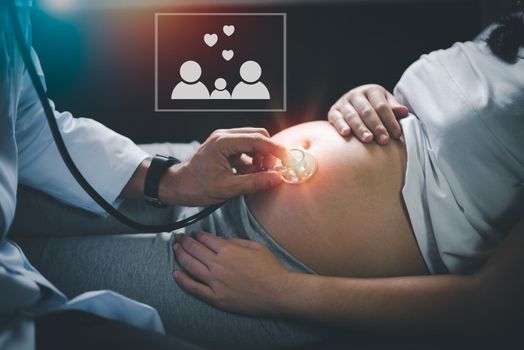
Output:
[396, 40, 524, 274]
[1, 4, 161, 349]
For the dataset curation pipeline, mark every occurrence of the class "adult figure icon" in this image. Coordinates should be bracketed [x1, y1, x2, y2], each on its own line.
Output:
[232, 61, 270, 100]
[210, 78, 231, 99]
[171, 60, 210, 100]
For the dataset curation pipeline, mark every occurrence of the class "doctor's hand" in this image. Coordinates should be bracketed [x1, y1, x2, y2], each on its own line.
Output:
[159, 128, 288, 206]
[172, 232, 294, 315]
[328, 84, 409, 144]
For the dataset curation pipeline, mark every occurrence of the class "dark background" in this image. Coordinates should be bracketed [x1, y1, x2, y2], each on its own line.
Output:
[31, 0, 489, 144]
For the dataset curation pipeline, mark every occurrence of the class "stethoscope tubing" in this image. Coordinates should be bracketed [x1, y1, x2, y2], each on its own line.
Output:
[6, 0, 224, 233]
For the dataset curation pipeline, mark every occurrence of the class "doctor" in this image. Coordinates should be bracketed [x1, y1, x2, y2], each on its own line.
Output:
[0, 1, 287, 349]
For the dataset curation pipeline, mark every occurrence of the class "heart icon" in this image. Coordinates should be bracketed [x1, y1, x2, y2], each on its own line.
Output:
[223, 25, 235, 37]
[222, 50, 234, 61]
[204, 33, 218, 47]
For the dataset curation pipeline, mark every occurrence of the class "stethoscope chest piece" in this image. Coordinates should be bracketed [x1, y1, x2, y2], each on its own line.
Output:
[275, 148, 317, 184]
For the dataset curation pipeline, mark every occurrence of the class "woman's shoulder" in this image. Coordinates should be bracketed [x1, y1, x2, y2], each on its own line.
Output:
[421, 40, 490, 67]
[417, 38, 523, 106]
[396, 35, 523, 147]
[394, 41, 493, 115]
[396, 40, 491, 88]
[426, 38, 523, 78]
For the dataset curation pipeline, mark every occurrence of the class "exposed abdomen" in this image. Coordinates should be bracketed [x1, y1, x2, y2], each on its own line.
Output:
[247, 121, 428, 277]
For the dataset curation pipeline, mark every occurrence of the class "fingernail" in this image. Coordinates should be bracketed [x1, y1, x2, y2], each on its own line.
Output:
[363, 131, 372, 141]
[379, 134, 389, 143]
[341, 127, 350, 135]
[173, 243, 180, 251]
[173, 270, 179, 279]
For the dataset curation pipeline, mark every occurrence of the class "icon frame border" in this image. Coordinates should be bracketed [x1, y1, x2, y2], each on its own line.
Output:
[155, 12, 287, 113]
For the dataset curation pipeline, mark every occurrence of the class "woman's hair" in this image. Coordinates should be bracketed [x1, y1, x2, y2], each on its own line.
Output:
[487, 1, 524, 63]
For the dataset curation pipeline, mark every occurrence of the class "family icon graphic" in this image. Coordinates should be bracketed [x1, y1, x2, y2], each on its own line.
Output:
[170, 61, 210, 100]
[171, 60, 270, 100]
[170, 23, 270, 101]
[157, 13, 285, 111]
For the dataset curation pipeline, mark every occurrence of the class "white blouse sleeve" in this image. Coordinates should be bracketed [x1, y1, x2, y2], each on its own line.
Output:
[15, 50, 149, 215]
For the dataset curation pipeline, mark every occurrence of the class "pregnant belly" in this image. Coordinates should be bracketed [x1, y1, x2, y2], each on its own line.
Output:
[247, 121, 428, 277]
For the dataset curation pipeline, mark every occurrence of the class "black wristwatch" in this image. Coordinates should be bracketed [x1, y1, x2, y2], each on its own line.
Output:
[144, 154, 180, 208]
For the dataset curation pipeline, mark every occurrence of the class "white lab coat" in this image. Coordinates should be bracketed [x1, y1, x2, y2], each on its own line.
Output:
[1, 3, 162, 349]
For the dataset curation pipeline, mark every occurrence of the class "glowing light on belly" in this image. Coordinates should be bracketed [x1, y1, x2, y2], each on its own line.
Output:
[274, 148, 317, 184]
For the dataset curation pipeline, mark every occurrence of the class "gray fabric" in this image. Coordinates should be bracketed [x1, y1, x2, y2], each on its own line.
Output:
[13, 141, 333, 349]
[17, 197, 333, 349]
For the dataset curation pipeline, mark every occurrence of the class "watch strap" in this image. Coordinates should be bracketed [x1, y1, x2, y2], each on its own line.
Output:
[144, 154, 180, 208]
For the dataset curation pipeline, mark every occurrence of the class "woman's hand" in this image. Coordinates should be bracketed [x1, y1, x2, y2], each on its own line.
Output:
[159, 128, 288, 206]
[172, 232, 294, 315]
[328, 84, 409, 144]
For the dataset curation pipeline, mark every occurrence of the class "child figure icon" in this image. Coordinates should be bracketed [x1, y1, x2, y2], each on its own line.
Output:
[232, 61, 270, 100]
[171, 60, 210, 100]
[210, 78, 231, 99]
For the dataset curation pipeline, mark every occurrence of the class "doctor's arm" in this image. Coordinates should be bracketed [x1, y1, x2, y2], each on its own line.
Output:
[173, 216, 524, 336]
[16, 51, 286, 212]
[121, 127, 288, 206]
[15, 65, 150, 214]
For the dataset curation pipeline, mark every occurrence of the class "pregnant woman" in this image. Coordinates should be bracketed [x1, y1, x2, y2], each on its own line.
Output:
[21, 10, 523, 350]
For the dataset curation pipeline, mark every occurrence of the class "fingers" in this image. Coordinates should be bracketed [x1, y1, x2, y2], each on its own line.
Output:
[230, 154, 249, 173]
[213, 127, 270, 138]
[232, 152, 277, 174]
[173, 243, 210, 282]
[173, 270, 215, 302]
[262, 154, 277, 170]
[252, 154, 265, 170]
[229, 171, 283, 195]
[176, 234, 215, 268]
[217, 134, 288, 164]
[327, 108, 351, 136]
[386, 92, 410, 119]
[367, 90, 401, 141]
[328, 85, 410, 143]
[348, 94, 385, 143]
[231, 154, 259, 174]
[192, 231, 229, 254]
[250, 153, 278, 172]
[227, 237, 260, 249]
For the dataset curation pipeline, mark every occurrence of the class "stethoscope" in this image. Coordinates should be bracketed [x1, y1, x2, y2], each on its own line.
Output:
[6, 0, 317, 233]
